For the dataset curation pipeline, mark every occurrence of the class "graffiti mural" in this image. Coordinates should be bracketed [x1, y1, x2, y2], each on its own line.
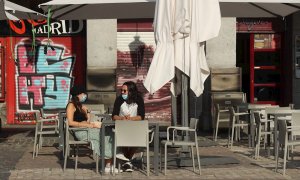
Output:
[15, 39, 75, 112]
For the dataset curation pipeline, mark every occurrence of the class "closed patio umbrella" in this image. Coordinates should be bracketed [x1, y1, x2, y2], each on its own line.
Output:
[144, 0, 221, 96]
[143, 0, 221, 128]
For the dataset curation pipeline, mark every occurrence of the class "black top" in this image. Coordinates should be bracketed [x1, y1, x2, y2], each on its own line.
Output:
[112, 95, 145, 119]
[67, 102, 87, 122]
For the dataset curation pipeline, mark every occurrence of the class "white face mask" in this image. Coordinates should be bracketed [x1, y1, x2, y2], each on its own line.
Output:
[79, 94, 87, 102]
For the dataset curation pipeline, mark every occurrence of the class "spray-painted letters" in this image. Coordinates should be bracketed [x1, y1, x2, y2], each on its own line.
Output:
[16, 40, 75, 111]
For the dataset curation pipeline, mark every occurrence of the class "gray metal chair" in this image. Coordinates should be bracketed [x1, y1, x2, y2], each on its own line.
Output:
[63, 118, 99, 173]
[33, 111, 59, 158]
[213, 104, 229, 141]
[253, 111, 273, 159]
[228, 106, 249, 149]
[161, 118, 201, 175]
[276, 112, 300, 176]
[113, 120, 150, 176]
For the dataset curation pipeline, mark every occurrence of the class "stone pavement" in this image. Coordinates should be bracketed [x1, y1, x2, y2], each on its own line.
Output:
[1, 127, 300, 179]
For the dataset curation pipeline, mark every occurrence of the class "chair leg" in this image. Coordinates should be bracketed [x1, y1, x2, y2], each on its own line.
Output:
[33, 128, 38, 159]
[164, 144, 167, 175]
[214, 114, 220, 141]
[282, 143, 288, 176]
[113, 144, 117, 176]
[227, 127, 231, 148]
[35, 143, 39, 157]
[275, 143, 279, 172]
[231, 125, 235, 149]
[195, 144, 201, 175]
[160, 144, 163, 172]
[38, 133, 42, 150]
[95, 154, 99, 174]
[191, 146, 195, 173]
[147, 146, 150, 176]
[256, 127, 262, 159]
[64, 145, 69, 171]
[75, 145, 78, 170]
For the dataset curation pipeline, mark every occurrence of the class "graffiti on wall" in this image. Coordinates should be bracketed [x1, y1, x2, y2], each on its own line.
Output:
[15, 39, 75, 113]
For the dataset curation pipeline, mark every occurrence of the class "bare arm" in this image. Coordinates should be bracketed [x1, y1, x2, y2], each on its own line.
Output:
[66, 103, 99, 128]
[112, 115, 142, 121]
[112, 115, 126, 121]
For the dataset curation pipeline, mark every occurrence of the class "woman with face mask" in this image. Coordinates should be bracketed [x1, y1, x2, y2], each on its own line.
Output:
[112, 81, 145, 172]
[66, 85, 120, 173]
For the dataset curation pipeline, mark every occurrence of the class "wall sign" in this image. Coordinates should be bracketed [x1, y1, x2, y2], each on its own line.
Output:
[0, 20, 85, 36]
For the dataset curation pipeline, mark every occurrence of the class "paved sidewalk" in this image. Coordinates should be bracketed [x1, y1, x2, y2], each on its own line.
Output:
[1, 128, 299, 179]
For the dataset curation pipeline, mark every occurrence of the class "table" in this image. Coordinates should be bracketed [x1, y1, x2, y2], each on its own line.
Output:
[100, 120, 160, 175]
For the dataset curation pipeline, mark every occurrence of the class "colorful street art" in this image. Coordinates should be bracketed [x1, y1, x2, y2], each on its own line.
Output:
[15, 39, 75, 113]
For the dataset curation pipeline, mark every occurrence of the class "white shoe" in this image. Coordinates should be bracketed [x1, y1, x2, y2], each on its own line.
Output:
[116, 153, 130, 161]
[104, 166, 123, 174]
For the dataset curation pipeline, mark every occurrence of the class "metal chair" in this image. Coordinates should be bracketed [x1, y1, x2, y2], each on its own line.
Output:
[213, 104, 229, 141]
[161, 118, 201, 175]
[275, 114, 300, 176]
[113, 120, 150, 176]
[228, 106, 249, 149]
[63, 117, 99, 173]
[253, 111, 273, 159]
[33, 111, 59, 158]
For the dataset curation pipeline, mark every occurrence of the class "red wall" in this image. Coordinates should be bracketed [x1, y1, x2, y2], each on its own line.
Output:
[2, 36, 86, 124]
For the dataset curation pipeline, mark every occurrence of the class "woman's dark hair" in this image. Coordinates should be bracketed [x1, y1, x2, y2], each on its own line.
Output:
[70, 85, 86, 112]
[123, 81, 139, 104]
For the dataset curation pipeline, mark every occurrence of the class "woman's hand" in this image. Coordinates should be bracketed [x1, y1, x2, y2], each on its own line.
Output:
[90, 121, 102, 128]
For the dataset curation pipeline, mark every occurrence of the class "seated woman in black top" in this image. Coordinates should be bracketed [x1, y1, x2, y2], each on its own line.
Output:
[112, 81, 145, 172]
[66, 85, 119, 173]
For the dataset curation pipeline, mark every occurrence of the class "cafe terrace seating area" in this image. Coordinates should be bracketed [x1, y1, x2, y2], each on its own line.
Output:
[24, 103, 300, 178]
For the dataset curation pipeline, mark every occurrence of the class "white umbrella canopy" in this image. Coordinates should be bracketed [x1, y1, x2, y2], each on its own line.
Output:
[220, 0, 300, 17]
[0, 0, 45, 20]
[39, 0, 300, 19]
[39, 0, 156, 19]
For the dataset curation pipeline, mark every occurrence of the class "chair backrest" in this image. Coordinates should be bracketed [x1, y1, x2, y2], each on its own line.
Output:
[253, 112, 261, 126]
[115, 120, 148, 147]
[64, 118, 71, 143]
[58, 111, 66, 153]
[291, 112, 300, 136]
[34, 111, 41, 121]
[292, 112, 300, 127]
[189, 118, 198, 141]
[278, 119, 287, 145]
[228, 106, 235, 123]
[39, 108, 45, 118]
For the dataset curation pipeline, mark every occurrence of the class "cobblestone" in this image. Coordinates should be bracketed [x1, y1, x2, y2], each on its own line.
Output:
[1, 128, 300, 179]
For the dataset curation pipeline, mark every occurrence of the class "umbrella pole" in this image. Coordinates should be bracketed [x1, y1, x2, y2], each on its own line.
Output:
[181, 72, 190, 153]
[171, 94, 177, 126]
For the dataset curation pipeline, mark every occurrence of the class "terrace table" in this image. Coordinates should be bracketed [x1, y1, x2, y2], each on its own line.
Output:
[99, 118, 161, 175]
